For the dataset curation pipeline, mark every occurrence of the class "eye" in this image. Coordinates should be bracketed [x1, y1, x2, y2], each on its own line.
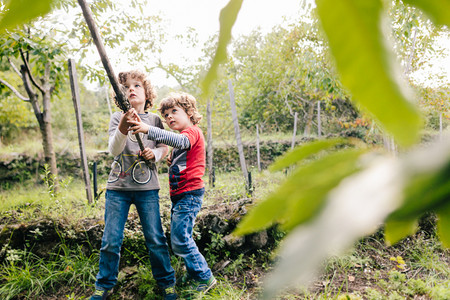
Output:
[124, 85, 129, 89]
[135, 84, 141, 88]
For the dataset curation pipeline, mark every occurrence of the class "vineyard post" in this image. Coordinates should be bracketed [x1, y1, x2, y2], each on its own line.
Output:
[228, 79, 249, 187]
[291, 112, 298, 149]
[105, 87, 112, 117]
[317, 101, 322, 137]
[256, 124, 261, 172]
[68, 58, 93, 204]
[206, 99, 214, 187]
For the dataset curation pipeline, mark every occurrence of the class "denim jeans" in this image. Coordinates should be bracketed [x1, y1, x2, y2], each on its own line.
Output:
[95, 190, 175, 291]
[170, 189, 212, 282]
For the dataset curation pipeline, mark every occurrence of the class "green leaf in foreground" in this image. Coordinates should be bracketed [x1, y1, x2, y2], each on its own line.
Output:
[234, 148, 367, 236]
[437, 203, 450, 248]
[316, 0, 422, 146]
[200, 0, 243, 97]
[403, 0, 450, 27]
[384, 219, 418, 245]
[388, 161, 450, 221]
[0, 0, 55, 32]
[269, 138, 349, 171]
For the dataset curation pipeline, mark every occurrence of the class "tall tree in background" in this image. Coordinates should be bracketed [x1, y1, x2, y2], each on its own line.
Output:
[224, 10, 350, 134]
[0, 26, 67, 189]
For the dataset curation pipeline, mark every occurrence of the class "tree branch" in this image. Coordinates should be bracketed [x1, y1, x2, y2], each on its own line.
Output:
[19, 48, 45, 93]
[7, 58, 21, 77]
[20, 65, 42, 121]
[0, 78, 30, 101]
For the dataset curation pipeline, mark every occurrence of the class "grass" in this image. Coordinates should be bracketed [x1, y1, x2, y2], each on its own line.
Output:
[0, 245, 98, 300]
[0, 178, 103, 224]
[0, 171, 449, 299]
[0, 130, 107, 157]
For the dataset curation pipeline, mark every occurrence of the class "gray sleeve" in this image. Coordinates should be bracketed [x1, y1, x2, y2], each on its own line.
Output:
[147, 126, 190, 149]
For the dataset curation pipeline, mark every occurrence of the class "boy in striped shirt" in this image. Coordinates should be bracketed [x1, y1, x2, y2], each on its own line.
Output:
[128, 92, 216, 295]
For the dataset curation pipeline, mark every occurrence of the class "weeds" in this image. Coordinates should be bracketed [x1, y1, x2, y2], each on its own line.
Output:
[0, 244, 98, 300]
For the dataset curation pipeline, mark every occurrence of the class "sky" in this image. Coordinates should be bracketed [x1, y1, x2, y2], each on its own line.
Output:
[86, 0, 448, 89]
[114, 0, 308, 87]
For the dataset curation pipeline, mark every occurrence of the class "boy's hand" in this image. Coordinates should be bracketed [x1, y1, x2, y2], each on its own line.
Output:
[125, 108, 141, 123]
[140, 148, 155, 161]
[166, 154, 172, 166]
[119, 108, 141, 135]
[128, 118, 150, 134]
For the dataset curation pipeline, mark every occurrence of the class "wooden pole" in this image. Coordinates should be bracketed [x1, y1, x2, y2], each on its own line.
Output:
[207, 99, 214, 187]
[317, 101, 322, 137]
[105, 87, 112, 117]
[292, 112, 298, 149]
[68, 59, 93, 204]
[256, 124, 261, 172]
[228, 79, 248, 186]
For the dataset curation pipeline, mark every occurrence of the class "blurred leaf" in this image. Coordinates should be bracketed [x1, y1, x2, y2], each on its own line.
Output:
[261, 155, 404, 300]
[388, 160, 450, 220]
[403, 0, 450, 27]
[316, 0, 422, 146]
[0, 0, 55, 32]
[200, 0, 243, 97]
[437, 203, 450, 248]
[235, 148, 367, 236]
[270, 138, 349, 171]
[384, 219, 418, 245]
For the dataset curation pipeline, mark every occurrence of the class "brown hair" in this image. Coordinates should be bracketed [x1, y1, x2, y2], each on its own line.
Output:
[158, 92, 202, 125]
[113, 70, 157, 111]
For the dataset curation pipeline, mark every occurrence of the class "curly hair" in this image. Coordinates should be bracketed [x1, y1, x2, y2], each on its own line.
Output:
[113, 70, 157, 111]
[158, 92, 203, 125]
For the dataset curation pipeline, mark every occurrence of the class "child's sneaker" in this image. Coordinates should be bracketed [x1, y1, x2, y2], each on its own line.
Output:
[163, 286, 178, 300]
[90, 289, 108, 300]
[190, 275, 217, 293]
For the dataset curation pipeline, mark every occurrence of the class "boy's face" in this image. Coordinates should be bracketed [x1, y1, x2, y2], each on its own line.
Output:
[162, 105, 193, 132]
[124, 78, 146, 113]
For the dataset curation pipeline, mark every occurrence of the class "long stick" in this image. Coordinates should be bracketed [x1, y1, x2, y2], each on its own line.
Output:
[77, 0, 154, 169]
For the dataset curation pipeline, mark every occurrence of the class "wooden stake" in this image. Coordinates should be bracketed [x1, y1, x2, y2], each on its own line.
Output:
[207, 99, 214, 187]
[292, 112, 298, 149]
[256, 124, 261, 172]
[228, 79, 248, 186]
[68, 59, 93, 204]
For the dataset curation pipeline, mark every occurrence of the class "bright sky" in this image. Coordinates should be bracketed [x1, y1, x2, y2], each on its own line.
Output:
[117, 0, 307, 87]
[88, 0, 448, 89]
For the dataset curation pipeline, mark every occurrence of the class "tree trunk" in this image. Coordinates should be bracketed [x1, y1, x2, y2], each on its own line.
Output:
[20, 65, 59, 192]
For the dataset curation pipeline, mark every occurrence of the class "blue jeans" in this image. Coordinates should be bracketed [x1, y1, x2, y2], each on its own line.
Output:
[170, 189, 212, 282]
[95, 190, 175, 290]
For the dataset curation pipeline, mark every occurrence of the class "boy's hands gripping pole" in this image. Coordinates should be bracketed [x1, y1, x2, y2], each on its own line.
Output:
[77, 0, 154, 169]
[126, 109, 156, 161]
[127, 108, 150, 135]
